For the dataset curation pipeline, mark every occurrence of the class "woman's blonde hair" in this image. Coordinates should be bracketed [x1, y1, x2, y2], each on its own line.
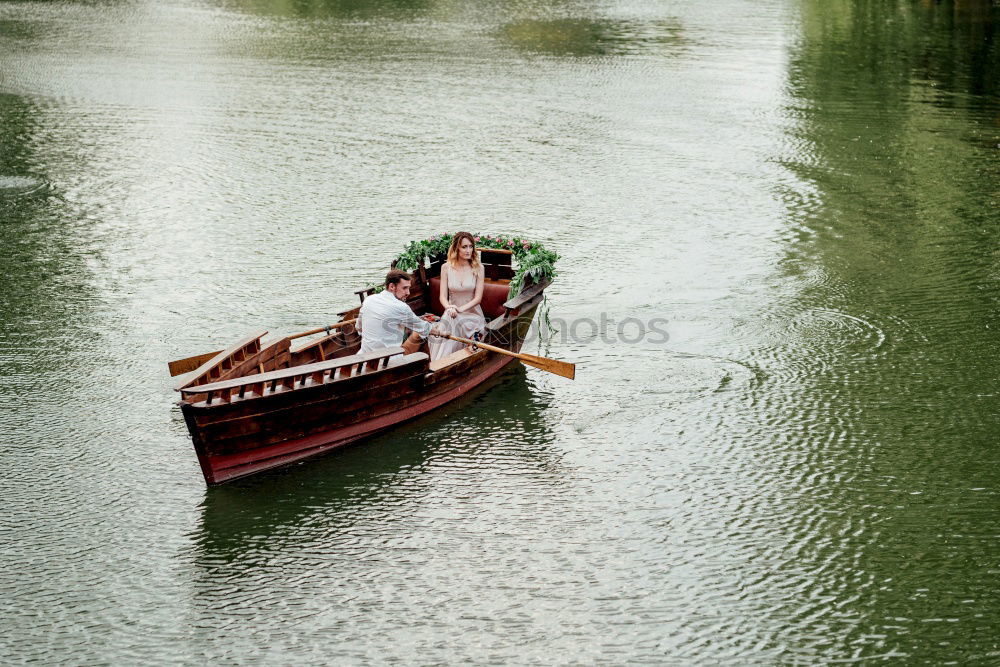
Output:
[446, 232, 481, 270]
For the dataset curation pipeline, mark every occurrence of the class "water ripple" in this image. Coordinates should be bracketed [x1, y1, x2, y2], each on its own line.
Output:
[0, 174, 49, 197]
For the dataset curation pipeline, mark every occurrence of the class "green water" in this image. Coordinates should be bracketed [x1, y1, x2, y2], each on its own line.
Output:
[1, 0, 998, 662]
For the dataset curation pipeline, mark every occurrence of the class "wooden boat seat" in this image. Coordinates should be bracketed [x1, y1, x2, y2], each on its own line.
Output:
[429, 277, 509, 320]
[428, 346, 477, 372]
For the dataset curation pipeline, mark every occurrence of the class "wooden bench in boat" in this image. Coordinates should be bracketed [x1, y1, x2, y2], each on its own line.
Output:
[428, 346, 479, 372]
[179, 347, 427, 405]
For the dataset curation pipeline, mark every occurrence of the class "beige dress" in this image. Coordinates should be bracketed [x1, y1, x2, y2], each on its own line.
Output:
[429, 263, 486, 361]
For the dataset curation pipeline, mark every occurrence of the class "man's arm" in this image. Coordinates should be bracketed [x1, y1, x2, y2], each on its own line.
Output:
[394, 300, 433, 338]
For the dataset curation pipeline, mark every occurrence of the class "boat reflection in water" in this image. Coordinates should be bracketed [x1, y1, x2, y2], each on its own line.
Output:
[188, 365, 559, 568]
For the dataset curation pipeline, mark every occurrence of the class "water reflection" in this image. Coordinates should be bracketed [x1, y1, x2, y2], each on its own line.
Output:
[189, 366, 559, 567]
[213, 0, 433, 19]
[501, 18, 686, 57]
[0, 94, 37, 176]
[752, 0, 1000, 660]
[0, 94, 91, 350]
[178, 367, 568, 660]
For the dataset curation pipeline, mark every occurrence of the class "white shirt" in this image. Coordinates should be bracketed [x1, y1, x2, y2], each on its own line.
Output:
[358, 289, 432, 354]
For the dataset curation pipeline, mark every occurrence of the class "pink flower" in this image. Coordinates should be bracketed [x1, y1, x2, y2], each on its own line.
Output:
[507, 239, 515, 246]
[522, 242, 531, 249]
[473, 236, 480, 242]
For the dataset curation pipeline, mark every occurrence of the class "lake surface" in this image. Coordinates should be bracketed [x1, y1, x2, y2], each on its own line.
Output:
[2, 0, 998, 662]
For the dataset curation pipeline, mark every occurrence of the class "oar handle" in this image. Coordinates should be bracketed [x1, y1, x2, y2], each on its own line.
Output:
[434, 332, 504, 355]
[288, 319, 357, 341]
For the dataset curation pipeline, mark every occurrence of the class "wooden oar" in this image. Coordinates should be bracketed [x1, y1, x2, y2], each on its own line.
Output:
[433, 333, 575, 380]
[286, 319, 357, 341]
[167, 319, 358, 377]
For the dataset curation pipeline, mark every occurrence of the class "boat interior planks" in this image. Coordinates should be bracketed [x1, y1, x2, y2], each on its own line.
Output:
[289, 328, 361, 365]
[173, 330, 267, 390]
[180, 337, 291, 403]
[181, 346, 409, 403]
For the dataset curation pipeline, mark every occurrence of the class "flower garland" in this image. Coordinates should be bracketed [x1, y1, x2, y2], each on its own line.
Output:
[391, 233, 558, 298]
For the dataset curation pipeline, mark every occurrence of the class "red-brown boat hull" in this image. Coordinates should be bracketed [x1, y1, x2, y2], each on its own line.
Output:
[185, 354, 515, 484]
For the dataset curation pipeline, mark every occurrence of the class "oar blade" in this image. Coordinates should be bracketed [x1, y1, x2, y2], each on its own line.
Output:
[518, 353, 576, 380]
[168, 350, 222, 377]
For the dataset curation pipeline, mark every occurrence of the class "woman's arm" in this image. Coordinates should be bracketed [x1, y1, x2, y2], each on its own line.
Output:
[457, 265, 485, 313]
[439, 265, 451, 309]
[439, 265, 458, 317]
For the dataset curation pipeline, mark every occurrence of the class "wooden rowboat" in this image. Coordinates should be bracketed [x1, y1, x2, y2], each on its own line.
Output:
[173, 247, 551, 486]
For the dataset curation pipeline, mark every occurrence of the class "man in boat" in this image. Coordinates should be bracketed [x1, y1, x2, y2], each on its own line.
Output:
[359, 269, 444, 358]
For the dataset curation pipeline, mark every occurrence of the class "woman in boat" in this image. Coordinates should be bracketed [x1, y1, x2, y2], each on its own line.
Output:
[429, 231, 486, 361]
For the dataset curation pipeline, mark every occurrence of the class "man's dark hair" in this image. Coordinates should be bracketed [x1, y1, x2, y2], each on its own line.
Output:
[385, 269, 412, 287]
